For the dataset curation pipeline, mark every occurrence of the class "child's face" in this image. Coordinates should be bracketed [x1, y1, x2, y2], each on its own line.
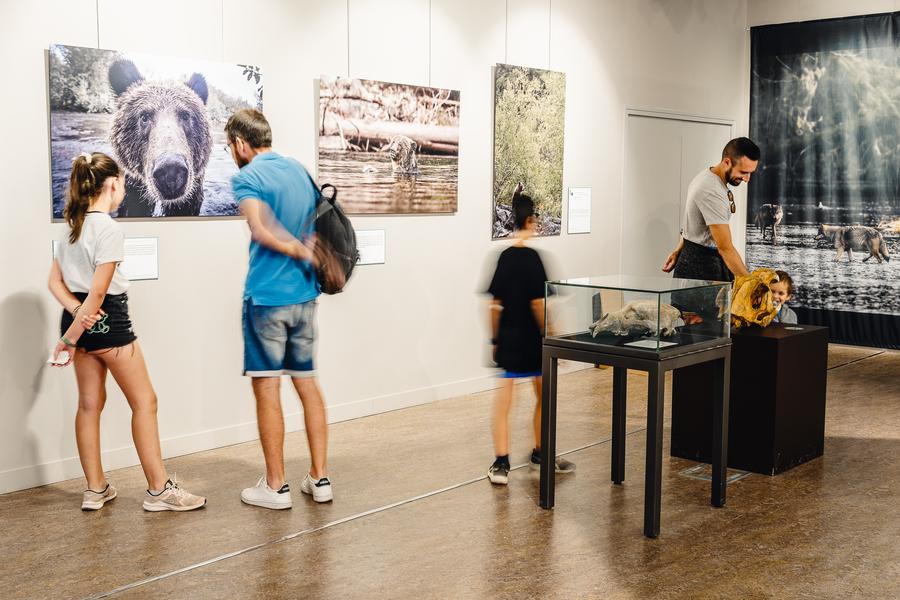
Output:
[771, 281, 792, 306]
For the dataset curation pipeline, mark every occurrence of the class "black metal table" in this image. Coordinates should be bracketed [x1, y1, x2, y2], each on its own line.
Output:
[539, 336, 733, 538]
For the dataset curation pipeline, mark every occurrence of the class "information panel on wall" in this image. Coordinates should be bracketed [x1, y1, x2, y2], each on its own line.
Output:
[52, 237, 159, 281]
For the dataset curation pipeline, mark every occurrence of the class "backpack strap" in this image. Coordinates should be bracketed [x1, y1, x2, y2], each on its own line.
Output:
[298, 172, 336, 236]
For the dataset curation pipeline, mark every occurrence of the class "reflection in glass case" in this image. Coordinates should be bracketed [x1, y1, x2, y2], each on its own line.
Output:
[545, 275, 732, 354]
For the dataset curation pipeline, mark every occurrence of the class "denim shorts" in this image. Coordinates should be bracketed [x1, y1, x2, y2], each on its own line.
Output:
[242, 299, 317, 377]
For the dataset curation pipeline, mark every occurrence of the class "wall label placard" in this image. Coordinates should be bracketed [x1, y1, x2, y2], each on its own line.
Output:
[52, 237, 159, 281]
[567, 187, 591, 234]
[355, 230, 386, 265]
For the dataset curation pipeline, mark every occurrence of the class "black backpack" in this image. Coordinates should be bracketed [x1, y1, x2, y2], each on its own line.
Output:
[303, 177, 359, 294]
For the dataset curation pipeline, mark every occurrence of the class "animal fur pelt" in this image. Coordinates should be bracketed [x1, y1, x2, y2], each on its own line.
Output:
[591, 300, 682, 338]
[730, 268, 780, 329]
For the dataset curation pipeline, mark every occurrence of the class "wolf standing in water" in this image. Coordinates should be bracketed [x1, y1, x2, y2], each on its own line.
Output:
[49, 151, 206, 511]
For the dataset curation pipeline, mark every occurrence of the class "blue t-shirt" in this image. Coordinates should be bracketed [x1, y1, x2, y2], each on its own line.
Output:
[232, 152, 319, 306]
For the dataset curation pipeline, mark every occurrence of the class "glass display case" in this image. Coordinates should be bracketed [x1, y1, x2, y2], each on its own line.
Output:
[545, 275, 731, 355]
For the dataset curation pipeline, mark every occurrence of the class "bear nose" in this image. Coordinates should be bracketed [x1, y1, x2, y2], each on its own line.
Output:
[152, 156, 189, 200]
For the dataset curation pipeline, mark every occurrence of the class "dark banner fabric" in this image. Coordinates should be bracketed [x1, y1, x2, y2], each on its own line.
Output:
[749, 13, 900, 349]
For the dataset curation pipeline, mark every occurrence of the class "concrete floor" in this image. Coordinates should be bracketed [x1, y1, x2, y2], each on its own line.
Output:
[2, 344, 898, 599]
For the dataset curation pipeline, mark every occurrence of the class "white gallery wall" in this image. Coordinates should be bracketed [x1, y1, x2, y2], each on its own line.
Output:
[749, 0, 900, 26]
[0, 0, 752, 493]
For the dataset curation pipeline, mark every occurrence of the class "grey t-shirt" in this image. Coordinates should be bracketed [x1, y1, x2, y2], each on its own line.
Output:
[58, 213, 130, 295]
[683, 168, 731, 248]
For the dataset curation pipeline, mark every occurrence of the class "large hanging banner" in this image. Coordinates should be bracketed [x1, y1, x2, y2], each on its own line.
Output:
[748, 13, 900, 349]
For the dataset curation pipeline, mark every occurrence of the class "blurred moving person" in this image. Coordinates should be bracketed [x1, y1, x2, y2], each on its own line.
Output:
[485, 186, 575, 485]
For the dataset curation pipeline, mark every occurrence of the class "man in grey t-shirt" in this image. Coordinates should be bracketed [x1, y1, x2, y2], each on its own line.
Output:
[662, 137, 760, 282]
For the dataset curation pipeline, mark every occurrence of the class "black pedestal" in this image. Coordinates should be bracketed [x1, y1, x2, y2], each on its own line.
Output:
[540, 338, 732, 538]
[671, 324, 828, 475]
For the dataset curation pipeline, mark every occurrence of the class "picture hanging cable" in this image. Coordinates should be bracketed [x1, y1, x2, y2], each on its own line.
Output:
[504, 0, 509, 64]
[346, 0, 351, 78]
[95, 0, 100, 48]
[548, 0, 552, 69]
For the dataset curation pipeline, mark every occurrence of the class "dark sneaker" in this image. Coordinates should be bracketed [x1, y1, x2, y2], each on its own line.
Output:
[530, 450, 576, 473]
[488, 461, 510, 485]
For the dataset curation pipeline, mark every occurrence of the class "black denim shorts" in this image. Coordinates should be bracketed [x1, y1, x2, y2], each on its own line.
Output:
[60, 292, 137, 352]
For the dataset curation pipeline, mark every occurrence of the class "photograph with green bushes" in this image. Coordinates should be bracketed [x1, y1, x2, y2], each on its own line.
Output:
[492, 64, 566, 239]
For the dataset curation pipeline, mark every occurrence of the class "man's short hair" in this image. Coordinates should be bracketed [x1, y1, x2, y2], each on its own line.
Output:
[722, 137, 760, 162]
[225, 108, 272, 148]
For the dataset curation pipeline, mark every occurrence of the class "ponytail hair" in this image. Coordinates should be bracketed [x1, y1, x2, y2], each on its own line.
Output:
[64, 152, 121, 243]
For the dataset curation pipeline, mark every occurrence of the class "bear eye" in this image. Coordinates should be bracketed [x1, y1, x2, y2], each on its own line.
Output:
[178, 110, 192, 124]
[139, 112, 152, 126]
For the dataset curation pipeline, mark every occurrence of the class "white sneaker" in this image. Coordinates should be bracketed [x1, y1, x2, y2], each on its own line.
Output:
[241, 476, 292, 510]
[82, 483, 117, 511]
[300, 473, 333, 503]
[142, 477, 206, 512]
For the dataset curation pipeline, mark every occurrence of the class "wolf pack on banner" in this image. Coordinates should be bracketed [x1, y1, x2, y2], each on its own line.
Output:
[747, 12, 900, 348]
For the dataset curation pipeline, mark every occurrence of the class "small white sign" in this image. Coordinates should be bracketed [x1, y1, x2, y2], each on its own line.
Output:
[567, 187, 591, 234]
[121, 238, 159, 281]
[356, 229, 385, 265]
[52, 237, 159, 281]
[624, 339, 678, 349]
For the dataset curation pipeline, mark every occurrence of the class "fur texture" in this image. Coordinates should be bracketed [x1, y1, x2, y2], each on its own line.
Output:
[386, 135, 419, 175]
[815, 224, 890, 263]
[590, 300, 682, 338]
[754, 203, 783, 243]
[108, 59, 212, 217]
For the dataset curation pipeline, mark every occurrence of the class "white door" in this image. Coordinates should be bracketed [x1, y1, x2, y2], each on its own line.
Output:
[622, 114, 733, 277]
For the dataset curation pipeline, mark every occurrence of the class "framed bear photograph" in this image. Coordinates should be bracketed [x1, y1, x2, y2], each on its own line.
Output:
[317, 76, 460, 215]
[48, 44, 263, 219]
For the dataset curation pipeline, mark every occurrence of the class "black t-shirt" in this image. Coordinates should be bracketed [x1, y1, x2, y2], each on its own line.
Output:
[487, 245, 549, 373]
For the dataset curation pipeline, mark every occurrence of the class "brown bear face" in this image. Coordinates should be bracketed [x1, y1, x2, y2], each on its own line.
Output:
[108, 59, 212, 209]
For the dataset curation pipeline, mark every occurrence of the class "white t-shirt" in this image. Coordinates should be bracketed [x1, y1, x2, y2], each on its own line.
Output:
[682, 168, 731, 248]
[58, 213, 130, 295]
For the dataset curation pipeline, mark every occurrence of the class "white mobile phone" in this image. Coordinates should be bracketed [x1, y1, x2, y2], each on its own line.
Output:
[47, 350, 70, 365]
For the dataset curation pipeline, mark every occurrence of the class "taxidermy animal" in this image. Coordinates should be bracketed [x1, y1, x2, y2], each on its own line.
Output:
[108, 59, 212, 217]
[815, 224, 890, 263]
[730, 268, 780, 329]
[754, 203, 783, 243]
[591, 300, 682, 338]
[386, 135, 420, 175]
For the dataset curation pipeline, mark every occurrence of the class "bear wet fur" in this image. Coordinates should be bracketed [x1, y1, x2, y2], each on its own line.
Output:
[108, 59, 212, 217]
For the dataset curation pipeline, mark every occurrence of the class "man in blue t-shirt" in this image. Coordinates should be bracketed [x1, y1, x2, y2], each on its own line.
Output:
[225, 109, 333, 509]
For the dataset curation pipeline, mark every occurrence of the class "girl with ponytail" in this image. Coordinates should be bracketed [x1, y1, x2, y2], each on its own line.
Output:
[48, 151, 206, 512]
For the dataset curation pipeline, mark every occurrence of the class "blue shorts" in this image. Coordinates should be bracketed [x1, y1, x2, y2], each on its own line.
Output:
[500, 370, 542, 379]
[242, 299, 317, 377]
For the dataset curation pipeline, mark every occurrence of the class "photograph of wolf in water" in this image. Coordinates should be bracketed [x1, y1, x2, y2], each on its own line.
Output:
[49, 44, 262, 218]
[317, 76, 459, 215]
[746, 15, 900, 319]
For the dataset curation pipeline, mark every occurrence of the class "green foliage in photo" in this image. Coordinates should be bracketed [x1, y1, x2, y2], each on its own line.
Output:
[493, 64, 566, 217]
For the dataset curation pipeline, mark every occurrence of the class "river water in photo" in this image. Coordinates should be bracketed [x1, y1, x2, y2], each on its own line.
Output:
[317, 150, 457, 214]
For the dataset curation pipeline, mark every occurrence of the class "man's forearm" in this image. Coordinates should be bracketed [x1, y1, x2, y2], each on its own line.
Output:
[250, 222, 296, 257]
[719, 246, 749, 278]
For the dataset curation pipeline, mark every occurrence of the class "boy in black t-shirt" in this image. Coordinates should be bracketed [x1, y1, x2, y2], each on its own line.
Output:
[486, 189, 575, 485]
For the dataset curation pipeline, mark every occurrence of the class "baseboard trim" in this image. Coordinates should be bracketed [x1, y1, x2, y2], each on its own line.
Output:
[0, 362, 591, 494]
